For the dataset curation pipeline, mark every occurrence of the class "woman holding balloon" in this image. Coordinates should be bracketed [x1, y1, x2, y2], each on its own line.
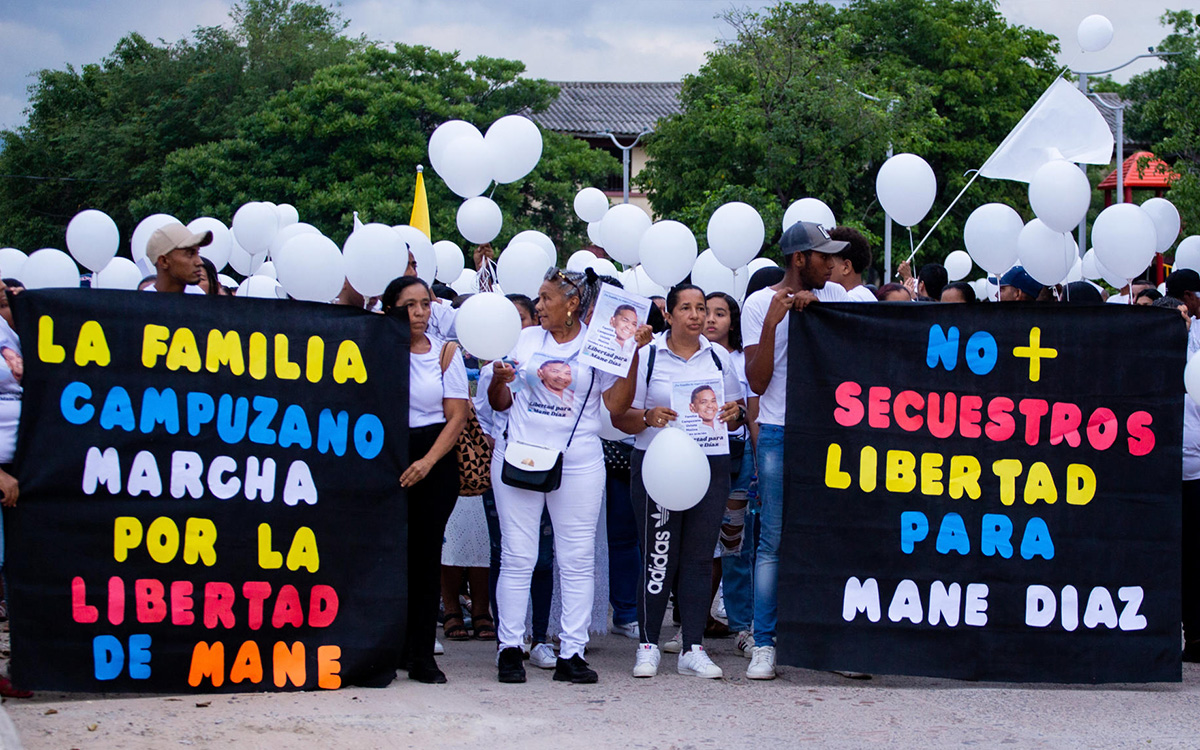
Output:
[488, 268, 647, 685]
[615, 283, 746, 679]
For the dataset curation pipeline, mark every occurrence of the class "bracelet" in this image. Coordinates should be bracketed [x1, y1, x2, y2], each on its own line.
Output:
[737, 405, 747, 423]
[642, 409, 652, 427]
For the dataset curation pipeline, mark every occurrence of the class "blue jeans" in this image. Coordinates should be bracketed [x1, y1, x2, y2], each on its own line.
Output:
[722, 444, 757, 632]
[606, 472, 640, 627]
[752, 425, 784, 648]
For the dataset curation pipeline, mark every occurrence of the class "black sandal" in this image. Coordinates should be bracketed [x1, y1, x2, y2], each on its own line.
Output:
[473, 615, 496, 641]
[442, 612, 470, 641]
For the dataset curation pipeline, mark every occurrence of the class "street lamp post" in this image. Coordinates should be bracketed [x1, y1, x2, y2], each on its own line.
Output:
[599, 129, 653, 204]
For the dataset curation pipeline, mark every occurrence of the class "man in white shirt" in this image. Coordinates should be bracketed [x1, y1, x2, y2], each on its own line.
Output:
[740, 221, 848, 680]
[828, 226, 876, 302]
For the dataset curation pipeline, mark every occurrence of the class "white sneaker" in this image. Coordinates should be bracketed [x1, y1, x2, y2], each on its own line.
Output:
[662, 628, 682, 654]
[735, 630, 755, 658]
[529, 642, 557, 669]
[677, 645, 723, 679]
[746, 645, 776, 680]
[612, 621, 640, 640]
[713, 584, 727, 620]
[434, 638, 445, 656]
[632, 643, 660, 678]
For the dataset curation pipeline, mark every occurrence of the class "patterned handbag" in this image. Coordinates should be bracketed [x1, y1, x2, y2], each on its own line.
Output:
[440, 343, 493, 497]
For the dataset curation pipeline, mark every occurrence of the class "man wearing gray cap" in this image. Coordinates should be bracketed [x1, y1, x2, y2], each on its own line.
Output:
[145, 223, 212, 294]
[739, 221, 849, 680]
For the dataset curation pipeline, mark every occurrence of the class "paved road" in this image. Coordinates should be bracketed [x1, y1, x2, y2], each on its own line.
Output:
[4, 631, 1199, 749]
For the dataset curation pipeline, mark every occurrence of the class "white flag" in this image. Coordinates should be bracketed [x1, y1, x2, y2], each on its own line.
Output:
[980, 78, 1114, 183]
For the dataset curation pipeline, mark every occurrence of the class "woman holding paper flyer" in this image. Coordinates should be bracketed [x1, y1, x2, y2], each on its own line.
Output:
[488, 268, 649, 685]
[614, 283, 746, 679]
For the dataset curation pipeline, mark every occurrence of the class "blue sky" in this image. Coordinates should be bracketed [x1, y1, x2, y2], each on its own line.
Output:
[0, 0, 1181, 131]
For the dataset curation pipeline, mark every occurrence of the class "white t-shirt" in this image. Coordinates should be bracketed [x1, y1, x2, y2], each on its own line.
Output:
[474, 365, 505, 439]
[845, 284, 878, 302]
[1186, 326, 1200, 480]
[143, 283, 205, 295]
[428, 301, 458, 341]
[742, 281, 849, 426]
[0, 318, 21, 464]
[727, 348, 751, 441]
[496, 324, 618, 472]
[408, 338, 469, 428]
[631, 332, 744, 451]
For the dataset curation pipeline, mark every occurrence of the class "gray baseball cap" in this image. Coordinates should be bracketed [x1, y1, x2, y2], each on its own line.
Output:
[781, 221, 848, 255]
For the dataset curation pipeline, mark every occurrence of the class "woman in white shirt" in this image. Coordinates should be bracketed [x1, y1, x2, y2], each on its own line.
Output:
[488, 268, 644, 684]
[382, 276, 469, 685]
[616, 284, 746, 679]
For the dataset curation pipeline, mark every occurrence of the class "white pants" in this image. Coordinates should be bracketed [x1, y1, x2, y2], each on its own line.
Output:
[492, 456, 605, 659]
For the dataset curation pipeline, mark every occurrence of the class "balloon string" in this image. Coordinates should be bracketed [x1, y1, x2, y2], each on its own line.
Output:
[488, 181, 498, 200]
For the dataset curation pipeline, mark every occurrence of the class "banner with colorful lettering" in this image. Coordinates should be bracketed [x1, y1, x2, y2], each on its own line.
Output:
[7, 290, 409, 692]
[778, 303, 1183, 683]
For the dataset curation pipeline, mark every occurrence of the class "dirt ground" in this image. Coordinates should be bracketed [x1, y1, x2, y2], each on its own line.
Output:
[2, 617, 1200, 750]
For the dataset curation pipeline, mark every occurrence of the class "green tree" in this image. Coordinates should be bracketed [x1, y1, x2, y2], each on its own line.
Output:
[640, 0, 1060, 271]
[134, 45, 617, 258]
[0, 0, 364, 252]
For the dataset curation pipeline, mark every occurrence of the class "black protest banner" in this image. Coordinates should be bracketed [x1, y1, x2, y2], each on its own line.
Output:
[778, 303, 1183, 683]
[7, 290, 409, 692]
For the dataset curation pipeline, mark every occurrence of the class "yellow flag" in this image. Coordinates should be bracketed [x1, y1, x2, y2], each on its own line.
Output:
[410, 165, 431, 239]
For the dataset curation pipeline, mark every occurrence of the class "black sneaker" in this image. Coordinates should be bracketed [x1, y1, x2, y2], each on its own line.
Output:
[408, 659, 447, 684]
[553, 654, 598, 684]
[497, 647, 526, 683]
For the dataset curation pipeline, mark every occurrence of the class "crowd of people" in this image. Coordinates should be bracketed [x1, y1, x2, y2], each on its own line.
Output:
[0, 216, 1195, 696]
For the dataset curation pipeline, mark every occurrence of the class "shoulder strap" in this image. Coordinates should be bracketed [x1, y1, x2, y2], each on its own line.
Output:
[439, 341, 458, 373]
[565, 371, 596, 449]
[645, 345, 657, 387]
[710, 348, 723, 371]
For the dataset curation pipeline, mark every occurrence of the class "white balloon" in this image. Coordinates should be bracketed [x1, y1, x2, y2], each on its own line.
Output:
[275, 203, 299, 228]
[217, 274, 237, 289]
[639, 220, 698, 288]
[434, 240, 465, 283]
[232, 202, 280, 254]
[626, 265, 667, 298]
[439, 136, 496, 198]
[497, 242, 552, 298]
[429, 120, 483, 176]
[566, 249, 598, 273]
[599, 204, 652, 265]
[782, 198, 836, 232]
[574, 187, 610, 224]
[344, 223, 407, 297]
[591, 258, 618, 279]
[1141, 197, 1181, 253]
[456, 197, 503, 245]
[94, 257, 142, 290]
[1077, 14, 1114, 53]
[876, 153, 937, 227]
[587, 220, 606, 248]
[1093, 203, 1157, 281]
[237, 275, 286, 299]
[1064, 256, 1084, 283]
[269, 222, 320, 260]
[510, 230, 556, 268]
[641, 428, 711, 511]
[691, 249, 737, 295]
[130, 213, 179, 268]
[1029, 160, 1091, 233]
[1018, 219, 1077, 286]
[188, 217, 233, 273]
[228, 236, 266, 277]
[393, 225, 437, 285]
[1187, 353, 1200, 406]
[254, 261, 277, 280]
[732, 264, 750, 301]
[746, 258, 778, 278]
[708, 202, 765, 269]
[456, 291, 523, 360]
[0, 248, 28, 281]
[485, 115, 543, 184]
[23, 248, 80, 289]
[1080, 247, 1102, 279]
[964, 203, 1024, 274]
[944, 250, 973, 282]
[275, 233, 345, 302]
[66, 209, 119, 272]
[450, 268, 478, 295]
[1174, 236, 1200, 273]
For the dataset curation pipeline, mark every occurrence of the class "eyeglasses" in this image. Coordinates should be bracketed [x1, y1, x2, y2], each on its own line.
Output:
[554, 269, 581, 298]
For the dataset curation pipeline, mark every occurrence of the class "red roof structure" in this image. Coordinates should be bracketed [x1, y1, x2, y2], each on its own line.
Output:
[1098, 151, 1178, 206]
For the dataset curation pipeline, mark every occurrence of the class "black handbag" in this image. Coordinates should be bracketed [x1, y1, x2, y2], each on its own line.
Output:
[501, 373, 595, 493]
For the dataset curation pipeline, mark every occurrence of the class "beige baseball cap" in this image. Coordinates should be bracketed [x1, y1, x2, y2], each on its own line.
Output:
[146, 223, 213, 264]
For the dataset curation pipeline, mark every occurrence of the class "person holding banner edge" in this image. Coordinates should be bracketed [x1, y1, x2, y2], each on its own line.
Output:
[488, 268, 647, 685]
[615, 283, 746, 679]
[382, 276, 470, 685]
[741, 221, 849, 680]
